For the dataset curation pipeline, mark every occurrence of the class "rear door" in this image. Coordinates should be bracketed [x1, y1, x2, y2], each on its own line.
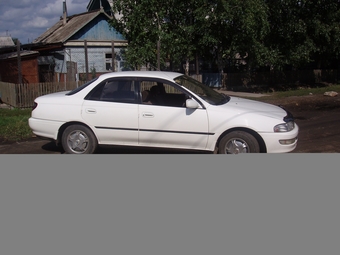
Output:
[81, 78, 139, 145]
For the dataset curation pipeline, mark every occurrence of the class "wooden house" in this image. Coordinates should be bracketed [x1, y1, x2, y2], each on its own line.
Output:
[0, 1, 127, 84]
[32, 2, 128, 83]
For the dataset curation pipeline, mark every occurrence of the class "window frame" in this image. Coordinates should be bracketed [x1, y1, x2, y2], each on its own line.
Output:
[84, 77, 139, 104]
[137, 77, 204, 108]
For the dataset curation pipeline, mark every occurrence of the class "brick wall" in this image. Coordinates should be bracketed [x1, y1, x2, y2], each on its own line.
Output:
[0, 56, 39, 83]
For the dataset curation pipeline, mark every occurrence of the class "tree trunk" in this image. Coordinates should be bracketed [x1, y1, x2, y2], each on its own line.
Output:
[185, 58, 189, 75]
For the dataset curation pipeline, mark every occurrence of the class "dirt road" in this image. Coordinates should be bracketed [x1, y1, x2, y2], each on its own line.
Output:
[267, 93, 340, 153]
[1, 93, 339, 154]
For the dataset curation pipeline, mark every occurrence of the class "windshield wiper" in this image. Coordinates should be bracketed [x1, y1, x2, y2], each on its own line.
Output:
[219, 94, 230, 104]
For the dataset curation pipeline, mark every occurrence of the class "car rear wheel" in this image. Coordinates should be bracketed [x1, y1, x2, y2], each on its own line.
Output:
[218, 131, 260, 154]
[62, 125, 98, 154]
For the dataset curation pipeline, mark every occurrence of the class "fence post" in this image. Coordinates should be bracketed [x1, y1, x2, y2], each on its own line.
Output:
[196, 53, 199, 75]
[222, 73, 227, 90]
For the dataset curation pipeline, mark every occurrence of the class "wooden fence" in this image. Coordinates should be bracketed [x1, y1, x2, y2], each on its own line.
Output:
[0, 81, 85, 108]
[1, 69, 339, 108]
[220, 69, 339, 90]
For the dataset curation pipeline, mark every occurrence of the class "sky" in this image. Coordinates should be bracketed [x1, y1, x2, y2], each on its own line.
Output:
[0, 0, 90, 44]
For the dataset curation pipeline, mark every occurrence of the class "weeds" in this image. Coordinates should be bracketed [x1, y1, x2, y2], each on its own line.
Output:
[0, 108, 33, 142]
[264, 84, 339, 98]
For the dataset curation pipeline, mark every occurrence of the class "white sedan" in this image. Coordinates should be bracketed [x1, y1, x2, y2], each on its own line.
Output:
[29, 71, 299, 154]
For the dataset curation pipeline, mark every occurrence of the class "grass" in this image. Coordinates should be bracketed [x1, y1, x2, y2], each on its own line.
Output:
[0, 108, 33, 142]
[267, 84, 339, 97]
[245, 83, 340, 103]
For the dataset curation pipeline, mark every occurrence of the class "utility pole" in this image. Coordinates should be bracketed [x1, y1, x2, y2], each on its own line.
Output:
[84, 40, 89, 81]
[17, 40, 22, 84]
[111, 40, 115, 72]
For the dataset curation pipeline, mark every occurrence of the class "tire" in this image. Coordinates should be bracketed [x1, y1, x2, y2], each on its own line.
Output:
[218, 131, 260, 154]
[61, 125, 98, 154]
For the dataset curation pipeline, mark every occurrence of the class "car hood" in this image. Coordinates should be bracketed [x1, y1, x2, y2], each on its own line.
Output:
[220, 96, 288, 120]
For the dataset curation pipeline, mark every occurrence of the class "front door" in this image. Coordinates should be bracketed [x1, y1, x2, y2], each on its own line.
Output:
[138, 80, 209, 150]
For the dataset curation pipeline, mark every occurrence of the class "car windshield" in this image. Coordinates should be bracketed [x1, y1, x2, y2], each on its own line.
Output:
[66, 78, 98, 95]
[174, 75, 229, 105]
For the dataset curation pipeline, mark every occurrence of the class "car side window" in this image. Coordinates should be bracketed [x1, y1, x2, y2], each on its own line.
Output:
[86, 79, 137, 103]
[140, 80, 189, 107]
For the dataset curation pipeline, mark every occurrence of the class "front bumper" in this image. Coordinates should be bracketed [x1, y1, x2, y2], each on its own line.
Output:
[260, 123, 299, 153]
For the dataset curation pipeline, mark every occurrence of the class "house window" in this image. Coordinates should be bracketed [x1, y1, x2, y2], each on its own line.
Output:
[105, 53, 113, 71]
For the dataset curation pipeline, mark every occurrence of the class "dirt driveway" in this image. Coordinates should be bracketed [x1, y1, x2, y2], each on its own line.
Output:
[269, 93, 340, 153]
[0, 93, 339, 154]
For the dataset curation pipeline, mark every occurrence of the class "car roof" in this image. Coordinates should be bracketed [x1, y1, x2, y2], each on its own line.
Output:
[97, 71, 184, 81]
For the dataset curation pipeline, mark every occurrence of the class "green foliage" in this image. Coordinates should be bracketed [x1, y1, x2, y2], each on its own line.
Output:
[109, 0, 340, 72]
[90, 65, 97, 79]
[265, 0, 340, 69]
[195, 0, 271, 71]
[0, 108, 33, 142]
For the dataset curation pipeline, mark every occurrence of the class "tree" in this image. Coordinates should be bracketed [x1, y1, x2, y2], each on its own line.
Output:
[109, 0, 340, 73]
[161, 0, 203, 74]
[195, 0, 271, 72]
[265, 0, 340, 70]
[303, 0, 340, 69]
[109, 1, 168, 70]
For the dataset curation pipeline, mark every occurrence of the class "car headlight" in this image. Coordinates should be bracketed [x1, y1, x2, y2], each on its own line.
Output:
[274, 121, 295, 132]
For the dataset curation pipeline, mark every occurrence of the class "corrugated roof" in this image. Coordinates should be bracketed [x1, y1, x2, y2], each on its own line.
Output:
[0, 36, 15, 47]
[33, 10, 111, 44]
[0, 50, 39, 60]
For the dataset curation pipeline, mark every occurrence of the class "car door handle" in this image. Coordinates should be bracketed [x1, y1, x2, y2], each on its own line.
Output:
[85, 108, 96, 114]
[142, 112, 154, 118]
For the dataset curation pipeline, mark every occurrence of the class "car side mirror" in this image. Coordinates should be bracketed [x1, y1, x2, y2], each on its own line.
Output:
[185, 99, 199, 109]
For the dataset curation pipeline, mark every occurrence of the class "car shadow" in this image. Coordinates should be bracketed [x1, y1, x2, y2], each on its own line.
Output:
[41, 141, 65, 154]
[37, 140, 209, 154]
[37, 140, 137, 154]
[96, 145, 210, 154]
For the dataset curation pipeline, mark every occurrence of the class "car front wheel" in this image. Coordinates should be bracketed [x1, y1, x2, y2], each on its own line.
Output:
[218, 131, 260, 154]
[62, 125, 98, 154]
